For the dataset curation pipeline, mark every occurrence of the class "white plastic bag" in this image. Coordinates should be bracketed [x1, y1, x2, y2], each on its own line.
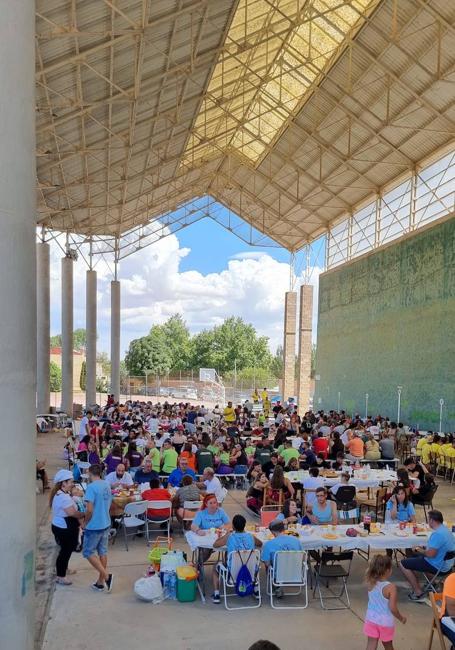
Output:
[134, 575, 164, 603]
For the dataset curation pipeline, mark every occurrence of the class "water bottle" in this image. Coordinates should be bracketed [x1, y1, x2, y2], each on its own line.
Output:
[169, 572, 177, 600]
[163, 572, 171, 599]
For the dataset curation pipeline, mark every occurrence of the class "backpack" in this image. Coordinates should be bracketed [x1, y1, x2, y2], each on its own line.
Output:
[235, 551, 255, 597]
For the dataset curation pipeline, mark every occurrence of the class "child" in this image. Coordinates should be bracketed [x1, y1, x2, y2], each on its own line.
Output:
[364, 555, 406, 650]
[71, 485, 86, 552]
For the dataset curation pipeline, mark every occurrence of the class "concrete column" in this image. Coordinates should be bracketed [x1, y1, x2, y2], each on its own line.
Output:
[61, 257, 74, 415]
[0, 1, 36, 647]
[297, 284, 314, 415]
[282, 291, 297, 402]
[111, 280, 121, 401]
[36, 242, 50, 413]
[85, 270, 97, 406]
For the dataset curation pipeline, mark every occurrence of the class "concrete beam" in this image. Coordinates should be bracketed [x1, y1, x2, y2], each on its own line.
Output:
[297, 284, 313, 415]
[282, 291, 297, 402]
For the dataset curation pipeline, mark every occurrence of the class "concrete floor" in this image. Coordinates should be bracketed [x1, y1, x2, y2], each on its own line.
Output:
[37, 431, 453, 650]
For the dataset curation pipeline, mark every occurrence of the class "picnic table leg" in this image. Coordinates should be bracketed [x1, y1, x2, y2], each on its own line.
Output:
[193, 548, 206, 604]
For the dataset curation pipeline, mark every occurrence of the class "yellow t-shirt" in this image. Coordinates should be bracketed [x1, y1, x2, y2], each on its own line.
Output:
[416, 438, 427, 457]
[223, 406, 236, 423]
[421, 443, 431, 465]
[261, 390, 268, 402]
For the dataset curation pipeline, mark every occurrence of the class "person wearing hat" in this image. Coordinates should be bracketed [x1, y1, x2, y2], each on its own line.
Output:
[49, 469, 85, 585]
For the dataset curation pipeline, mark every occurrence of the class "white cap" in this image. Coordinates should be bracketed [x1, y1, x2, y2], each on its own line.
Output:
[53, 469, 74, 483]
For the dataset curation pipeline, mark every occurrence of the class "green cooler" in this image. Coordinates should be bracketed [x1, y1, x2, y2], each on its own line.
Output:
[176, 566, 198, 602]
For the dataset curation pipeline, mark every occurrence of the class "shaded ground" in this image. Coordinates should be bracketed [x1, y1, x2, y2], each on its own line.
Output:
[37, 431, 453, 650]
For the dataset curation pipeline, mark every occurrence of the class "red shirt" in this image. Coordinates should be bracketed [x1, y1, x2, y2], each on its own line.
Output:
[313, 437, 329, 459]
[142, 488, 171, 517]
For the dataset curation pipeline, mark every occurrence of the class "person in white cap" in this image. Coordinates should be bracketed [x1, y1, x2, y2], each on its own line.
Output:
[49, 469, 85, 585]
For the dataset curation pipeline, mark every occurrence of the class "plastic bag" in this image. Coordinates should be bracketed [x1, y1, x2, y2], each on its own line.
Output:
[134, 575, 164, 603]
[160, 550, 186, 572]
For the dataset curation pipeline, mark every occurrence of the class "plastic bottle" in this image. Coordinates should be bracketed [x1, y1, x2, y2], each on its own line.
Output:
[169, 572, 177, 600]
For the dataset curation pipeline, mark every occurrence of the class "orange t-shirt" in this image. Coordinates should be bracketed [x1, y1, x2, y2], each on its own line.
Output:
[347, 437, 364, 457]
[180, 451, 196, 471]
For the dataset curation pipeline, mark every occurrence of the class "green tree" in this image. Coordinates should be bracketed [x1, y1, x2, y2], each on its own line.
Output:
[270, 345, 283, 379]
[50, 328, 88, 352]
[50, 334, 62, 348]
[161, 314, 191, 371]
[125, 328, 172, 375]
[96, 351, 111, 377]
[49, 361, 62, 391]
[80, 360, 86, 390]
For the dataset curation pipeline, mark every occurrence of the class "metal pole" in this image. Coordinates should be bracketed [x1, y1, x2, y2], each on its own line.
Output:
[365, 393, 369, 420]
[397, 386, 402, 423]
[439, 398, 444, 433]
[337, 391, 341, 412]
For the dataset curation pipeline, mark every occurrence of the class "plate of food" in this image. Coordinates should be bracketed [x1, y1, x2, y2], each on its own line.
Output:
[322, 533, 338, 540]
[394, 530, 409, 537]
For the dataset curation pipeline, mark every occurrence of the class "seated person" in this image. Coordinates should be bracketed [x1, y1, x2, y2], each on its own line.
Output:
[312, 432, 329, 459]
[364, 434, 381, 461]
[440, 573, 455, 647]
[345, 431, 364, 462]
[275, 498, 302, 526]
[314, 453, 331, 470]
[134, 458, 159, 485]
[330, 472, 356, 504]
[191, 493, 230, 535]
[299, 442, 316, 469]
[400, 510, 455, 601]
[246, 472, 269, 515]
[379, 432, 396, 462]
[285, 457, 300, 472]
[197, 467, 224, 503]
[105, 463, 134, 489]
[167, 457, 196, 488]
[302, 467, 324, 509]
[386, 485, 416, 522]
[174, 475, 201, 522]
[211, 514, 262, 604]
[142, 478, 172, 521]
[306, 487, 338, 525]
[261, 519, 303, 569]
[279, 440, 300, 466]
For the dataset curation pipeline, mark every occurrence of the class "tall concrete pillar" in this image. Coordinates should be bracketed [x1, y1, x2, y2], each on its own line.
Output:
[0, 1, 36, 647]
[86, 270, 97, 406]
[111, 280, 121, 401]
[297, 284, 314, 415]
[61, 256, 74, 415]
[37, 242, 50, 413]
[282, 291, 297, 402]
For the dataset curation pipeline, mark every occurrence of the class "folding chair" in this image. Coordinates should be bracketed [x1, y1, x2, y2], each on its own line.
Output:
[413, 485, 439, 522]
[181, 500, 201, 531]
[117, 501, 147, 551]
[359, 486, 388, 522]
[217, 487, 228, 505]
[313, 550, 354, 609]
[423, 552, 455, 595]
[267, 550, 308, 609]
[218, 549, 262, 610]
[428, 592, 447, 650]
[145, 500, 172, 542]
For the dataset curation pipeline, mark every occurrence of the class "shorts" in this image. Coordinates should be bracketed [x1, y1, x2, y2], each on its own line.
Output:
[400, 556, 437, 573]
[363, 621, 395, 642]
[82, 527, 110, 559]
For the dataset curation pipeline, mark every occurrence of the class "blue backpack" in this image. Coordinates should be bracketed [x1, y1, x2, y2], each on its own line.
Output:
[235, 551, 255, 597]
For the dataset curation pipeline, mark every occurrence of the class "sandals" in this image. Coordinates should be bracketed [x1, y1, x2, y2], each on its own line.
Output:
[56, 577, 72, 585]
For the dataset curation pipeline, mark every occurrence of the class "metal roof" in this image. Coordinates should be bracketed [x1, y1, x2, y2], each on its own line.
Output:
[36, 0, 455, 252]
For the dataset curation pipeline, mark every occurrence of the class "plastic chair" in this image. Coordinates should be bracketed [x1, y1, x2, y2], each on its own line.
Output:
[412, 485, 439, 522]
[216, 487, 228, 505]
[313, 550, 353, 609]
[181, 500, 201, 531]
[267, 550, 308, 609]
[423, 551, 455, 595]
[218, 549, 262, 610]
[145, 500, 172, 542]
[359, 486, 388, 522]
[118, 501, 147, 551]
[260, 505, 282, 527]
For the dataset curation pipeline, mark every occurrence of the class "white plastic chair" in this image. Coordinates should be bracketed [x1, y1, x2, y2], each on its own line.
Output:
[218, 549, 262, 610]
[267, 550, 308, 609]
[119, 501, 147, 551]
[145, 500, 172, 542]
[181, 500, 201, 531]
[216, 487, 228, 505]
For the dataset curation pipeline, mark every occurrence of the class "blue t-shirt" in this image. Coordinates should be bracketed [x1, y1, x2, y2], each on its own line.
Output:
[427, 524, 455, 571]
[261, 534, 302, 564]
[275, 513, 303, 524]
[84, 479, 112, 531]
[386, 499, 415, 522]
[167, 467, 196, 487]
[193, 508, 229, 530]
[227, 532, 255, 555]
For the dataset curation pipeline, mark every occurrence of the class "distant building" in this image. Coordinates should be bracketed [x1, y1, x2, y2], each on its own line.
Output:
[50, 347, 85, 391]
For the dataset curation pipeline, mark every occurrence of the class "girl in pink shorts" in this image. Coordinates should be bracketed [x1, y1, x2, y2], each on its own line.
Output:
[364, 555, 406, 649]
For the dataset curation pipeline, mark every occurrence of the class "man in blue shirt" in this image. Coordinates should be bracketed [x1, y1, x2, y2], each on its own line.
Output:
[261, 520, 303, 568]
[167, 457, 196, 488]
[134, 458, 159, 485]
[211, 514, 262, 604]
[83, 464, 113, 592]
[400, 509, 455, 600]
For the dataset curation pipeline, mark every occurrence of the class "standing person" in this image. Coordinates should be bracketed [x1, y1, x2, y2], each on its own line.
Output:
[82, 464, 114, 592]
[78, 410, 92, 440]
[364, 555, 406, 650]
[50, 469, 85, 585]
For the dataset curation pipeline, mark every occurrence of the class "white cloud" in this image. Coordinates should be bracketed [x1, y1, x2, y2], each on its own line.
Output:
[48, 232, 322, 359]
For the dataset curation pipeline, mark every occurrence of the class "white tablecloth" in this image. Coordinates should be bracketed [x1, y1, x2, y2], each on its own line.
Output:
[185, 524, 432, 553]
[285, 469, 397, 489]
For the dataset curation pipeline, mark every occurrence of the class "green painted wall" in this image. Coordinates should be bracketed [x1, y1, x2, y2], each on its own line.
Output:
[314, 217, 455, 430]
